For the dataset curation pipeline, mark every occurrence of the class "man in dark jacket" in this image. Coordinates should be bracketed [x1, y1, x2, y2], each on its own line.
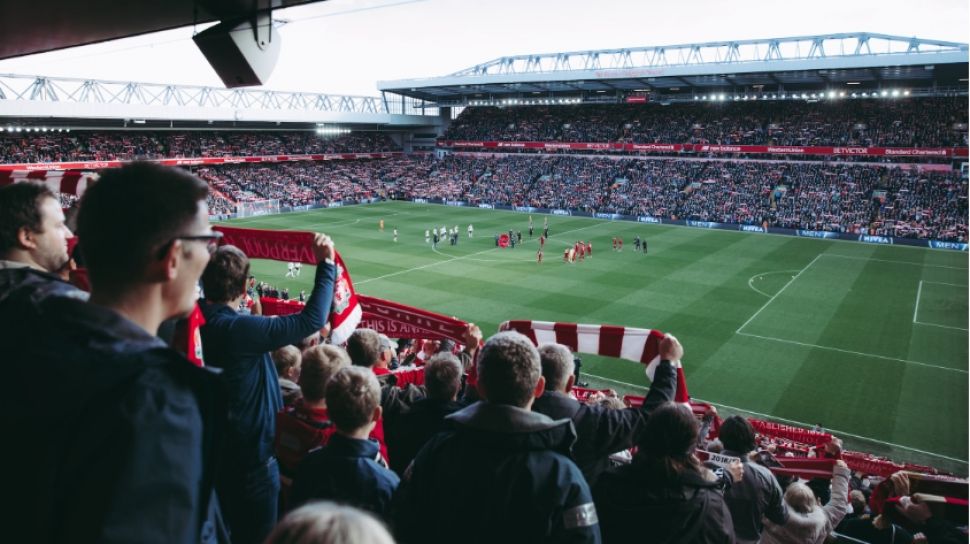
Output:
[385, 352, 464, 475]
[393, 331, 601, 543]
[718, 416, 788, 543]
[532, 342, 676, 486]
[0, 182, 86, 309]
[200, 240, 335, 544]
[2, 163, 228, 543]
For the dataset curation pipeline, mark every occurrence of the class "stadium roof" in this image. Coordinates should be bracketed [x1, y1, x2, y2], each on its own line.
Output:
[0, 0, 326, 61]
[378, 33, 969, 105]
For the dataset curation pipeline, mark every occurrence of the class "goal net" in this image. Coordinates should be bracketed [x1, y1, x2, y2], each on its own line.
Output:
[236, 199, 281, 218]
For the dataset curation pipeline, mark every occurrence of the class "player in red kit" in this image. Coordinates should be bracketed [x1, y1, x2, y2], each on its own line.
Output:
[537, 248, 543, 264]
[539, 234, 546, 248]
[618, 237, 623, 251]
[585, 241, 592, 256]
[612, 236, 617, 251]
[563, 248, 570, 263]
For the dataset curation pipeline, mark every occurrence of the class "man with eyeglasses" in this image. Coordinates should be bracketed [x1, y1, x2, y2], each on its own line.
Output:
[3, 162, 230, 543]
[199, 235, 336, 544]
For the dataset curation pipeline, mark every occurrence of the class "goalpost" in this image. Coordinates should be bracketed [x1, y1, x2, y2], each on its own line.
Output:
[236, 199, 281, 218]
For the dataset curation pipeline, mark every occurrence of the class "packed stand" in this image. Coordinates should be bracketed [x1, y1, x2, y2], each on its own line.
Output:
[445, 99, 969, 148]
[0, 130, 398, 163]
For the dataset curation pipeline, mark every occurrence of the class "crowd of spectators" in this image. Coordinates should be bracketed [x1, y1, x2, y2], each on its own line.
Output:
[0, 131, 398, 163]
[2, 162, 966, 544]
[445, 99, 969, 148]
[195, 155, 967, 241]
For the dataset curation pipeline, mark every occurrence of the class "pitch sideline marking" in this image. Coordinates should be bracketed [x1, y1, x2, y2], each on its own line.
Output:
[736, 254, 823, 334]
[823, 253, 968, 271]
[581, 372, 967, 464]
[735, 331, 966, 374]
[912, 280, 969, 331]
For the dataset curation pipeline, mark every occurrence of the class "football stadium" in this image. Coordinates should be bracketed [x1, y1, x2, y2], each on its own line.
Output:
[0, 1, 967, 542]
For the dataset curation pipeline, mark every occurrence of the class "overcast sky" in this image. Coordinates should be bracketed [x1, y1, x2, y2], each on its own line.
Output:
[0, 0, 966, 96]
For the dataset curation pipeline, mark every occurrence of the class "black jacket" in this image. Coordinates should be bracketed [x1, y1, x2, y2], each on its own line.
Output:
[385, 397, 463, 475]
[532, 359, 677, 486]
[2, 296, 228, 544]
[393, 402, 601, 544]
[594, 462, 735, 544]
[0, 263, 87, 310]
[721, 449, 787, 543]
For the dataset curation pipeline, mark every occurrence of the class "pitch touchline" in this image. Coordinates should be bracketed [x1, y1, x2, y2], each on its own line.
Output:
[582, 372, 967, 464]
[736, 254, 823, 334]
[823, 253, 969, 271]
[735, 332, 966, 374]
[355, 220, 607, 286]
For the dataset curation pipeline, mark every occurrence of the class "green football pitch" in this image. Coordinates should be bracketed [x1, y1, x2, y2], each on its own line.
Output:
[224, 201, 968, 474]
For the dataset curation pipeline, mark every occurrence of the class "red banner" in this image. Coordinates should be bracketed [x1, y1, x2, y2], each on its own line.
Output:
[359, 295, 468, 342]
[213, 226, 318, 264]
[437, 140, 968, 158]
[0, 152, 403, 172]
[260, 294, 468, 343]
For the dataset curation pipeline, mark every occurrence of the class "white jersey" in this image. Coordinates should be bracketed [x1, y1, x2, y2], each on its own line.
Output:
[425, 230, 430, 237]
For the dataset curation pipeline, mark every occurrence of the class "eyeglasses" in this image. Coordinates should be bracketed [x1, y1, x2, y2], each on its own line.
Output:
[176, 232, 224, 255]
[159, 231, 224, 258]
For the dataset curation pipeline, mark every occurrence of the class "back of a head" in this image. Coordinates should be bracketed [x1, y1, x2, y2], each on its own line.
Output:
[77, 162, 208, 290]
[346, 328, 382, 367]
[201, 245, 249, 303]
[785, 481, 819, 515]
[537, 343, 574, 393]
[0, 182, 56, 260]
[424, 353, 462, 401]
[477, 331, 541, 407]
[325, 366, 381, 433]
[273, 345, 302, 378]
[265, 501, 395, 544]
[638, 402, 701, 481]
[718, 415, 756, 454]
[300, 345, 351, 402]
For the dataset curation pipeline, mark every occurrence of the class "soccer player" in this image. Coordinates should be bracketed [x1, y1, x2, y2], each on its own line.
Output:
[634, 235, 641, 252]
[393, 228, 398, 243]
[586, 241, 592, 256]
[286, 261, 295, 278]
[467, 224, 474, 238]
[537, 248, 543, 264]
[432, 231, 439, 249]
[425, 229, 430, 244]
[294, 262, 302, 277]
[539, 235, 546, 248]
[617, 237, 623, 252]
[563, 248, 569, 263]
[612, 237, 617, 251]
[516, 231, 522, 245]
[379, 219, 384, 232]
[642, 239, 648, 255]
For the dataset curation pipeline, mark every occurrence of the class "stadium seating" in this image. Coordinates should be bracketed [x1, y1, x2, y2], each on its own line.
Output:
[445, 99, 969, 148]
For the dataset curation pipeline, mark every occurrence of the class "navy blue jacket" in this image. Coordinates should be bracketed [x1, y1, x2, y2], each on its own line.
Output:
[289, 433, 400, 517]
[385, 397, 464, 476]
[2, 296, 228, 544]
[393, 402, 601, 544]
[200, 261, 334, 469]
[532, 359, 677, 486]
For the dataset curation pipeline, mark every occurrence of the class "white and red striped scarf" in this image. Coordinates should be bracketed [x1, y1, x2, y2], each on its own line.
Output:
[499, 320, 690, 403]
[0, 170, 99, 195]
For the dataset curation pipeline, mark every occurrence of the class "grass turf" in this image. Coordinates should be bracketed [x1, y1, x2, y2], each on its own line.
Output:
[224, 201, 968, 474]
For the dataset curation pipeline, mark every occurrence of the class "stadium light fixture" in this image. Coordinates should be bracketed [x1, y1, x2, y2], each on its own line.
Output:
[851, 92, 857, 98]
[903, 90, 910, 96]
[846, 81, 860, 85]
[839, 91, 846, 98]
[891, 89, 900, 97]
[827, 91, 836, 98]
[880, 90, 889, 97]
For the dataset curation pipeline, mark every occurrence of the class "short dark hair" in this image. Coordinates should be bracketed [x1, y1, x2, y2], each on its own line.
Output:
[201, 245, 249, 303]
[477, 331, 541, 407]
[0, 182, 56, 255]
[425, 353, 462, 400]
[538, 343, 574, 392]
[718, 415, 757, 454]
[326, 366, 380, 433]
[77, 163, 208, 289]
[346, 328, 382, 367]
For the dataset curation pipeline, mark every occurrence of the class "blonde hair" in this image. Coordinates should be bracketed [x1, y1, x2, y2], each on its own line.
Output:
[264, 502, 395, 544]
[785, 481, 819, 514]
[299, 345, 351, 402]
